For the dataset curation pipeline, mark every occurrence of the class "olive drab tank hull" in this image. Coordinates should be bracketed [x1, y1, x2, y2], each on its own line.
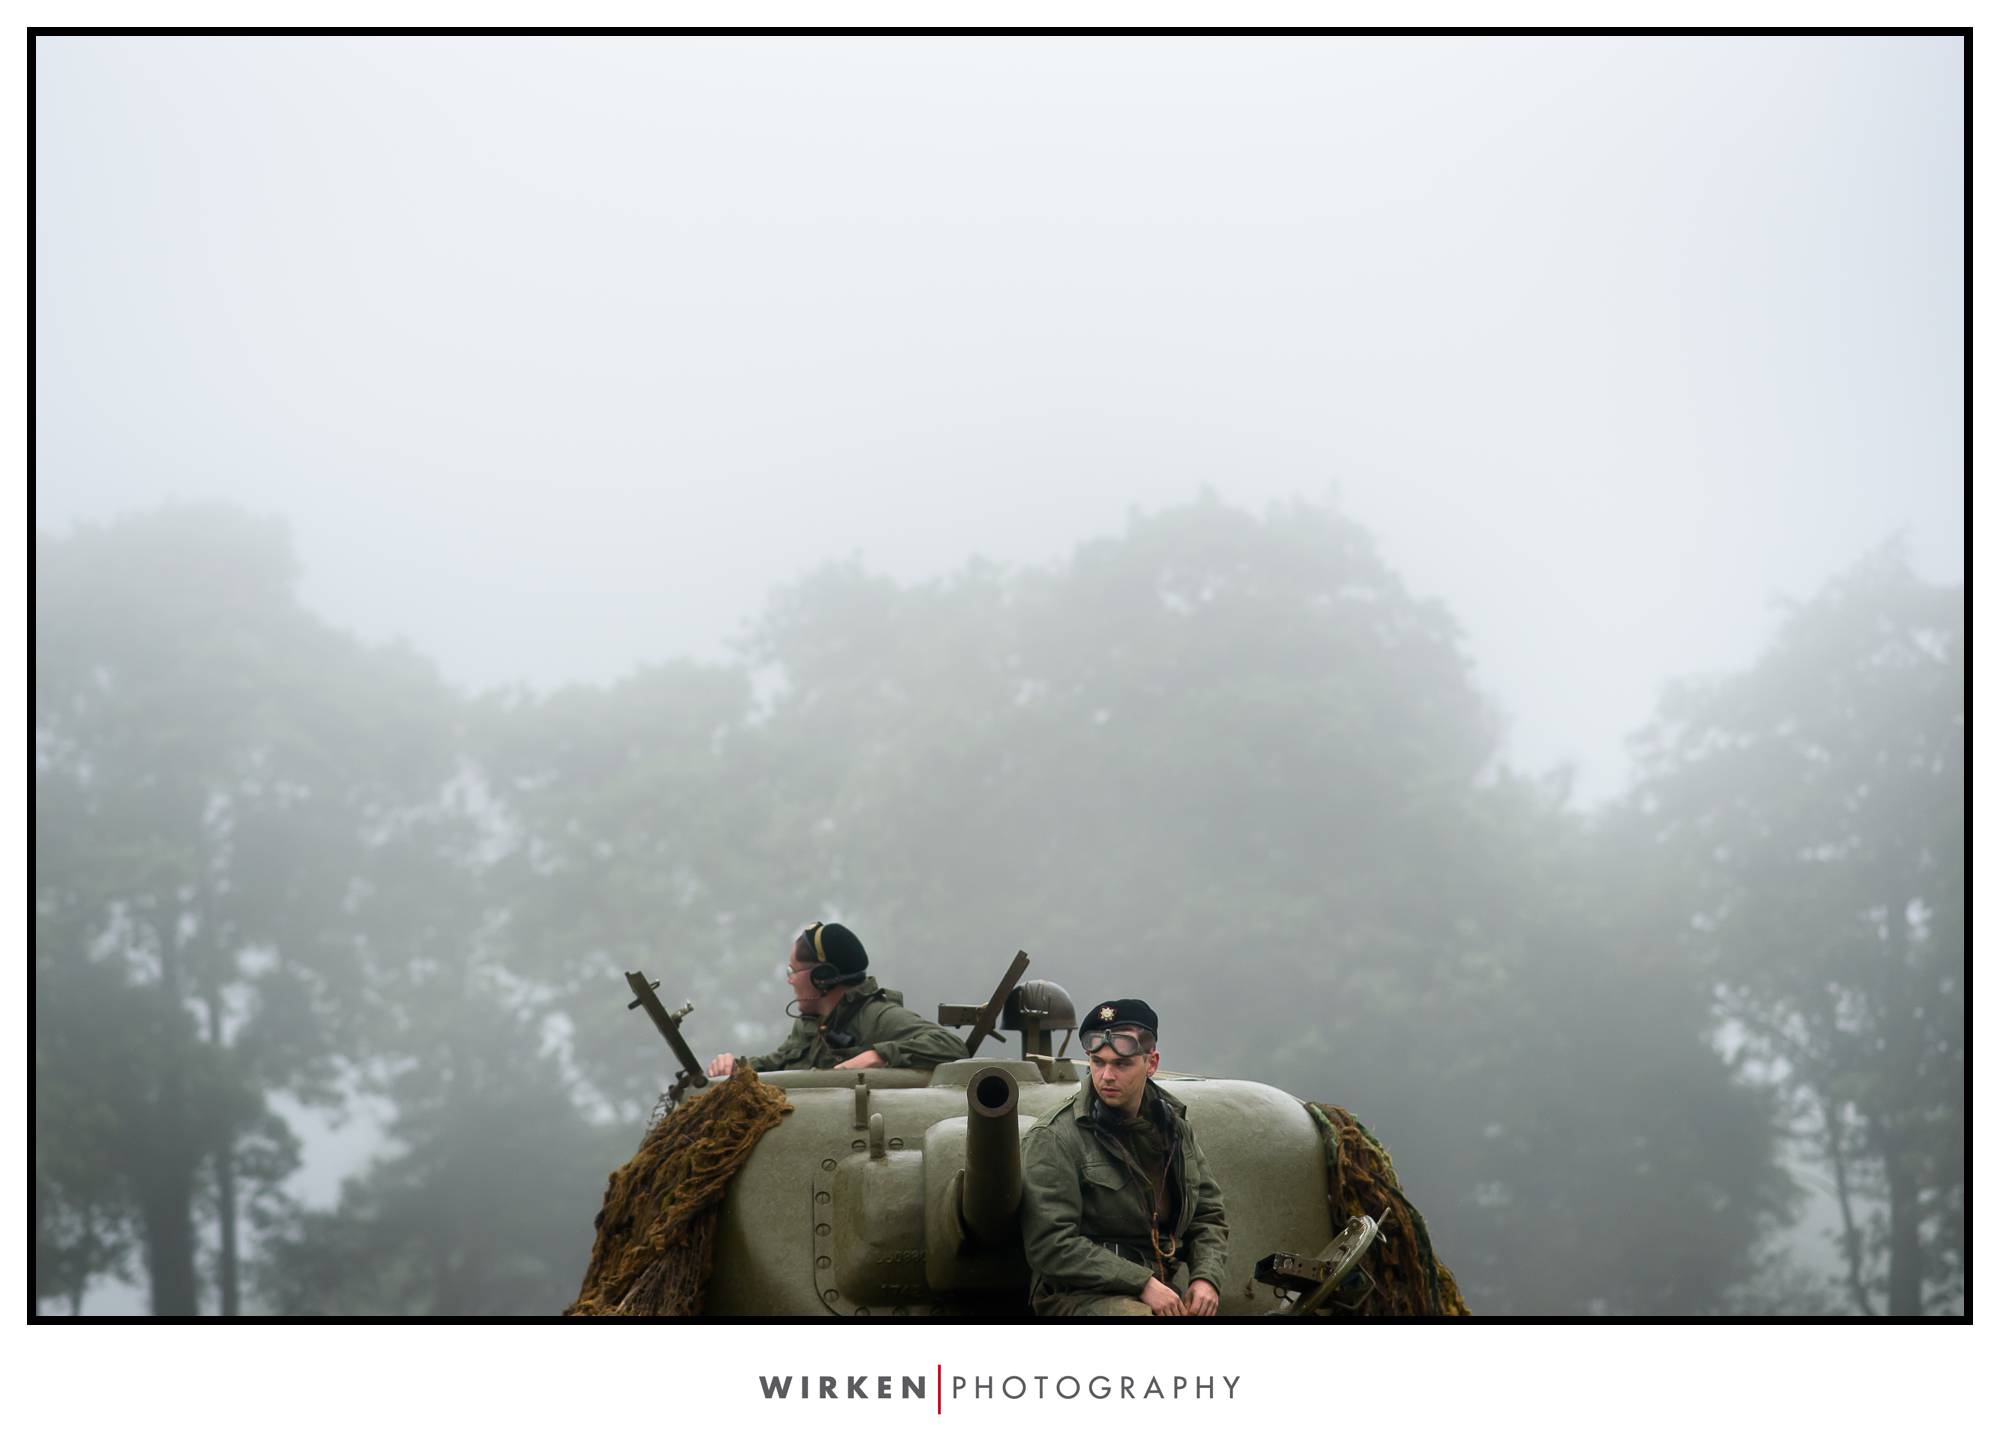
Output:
[700, 1058, 1340, 1317]
[599, 968, 1426, 1317]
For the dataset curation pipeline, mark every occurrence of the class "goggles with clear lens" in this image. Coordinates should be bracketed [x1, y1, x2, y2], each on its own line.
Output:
[1081, 1028, 1151, 1059]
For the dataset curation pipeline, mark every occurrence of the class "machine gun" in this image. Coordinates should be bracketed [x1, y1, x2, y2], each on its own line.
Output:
[1256, 1211, 1389, 1317]
[937, 950, 1032, 1055]
[624, 971, 710, 1107]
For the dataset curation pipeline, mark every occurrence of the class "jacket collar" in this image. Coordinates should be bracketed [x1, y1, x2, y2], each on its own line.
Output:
[819, 975, 885, 1031]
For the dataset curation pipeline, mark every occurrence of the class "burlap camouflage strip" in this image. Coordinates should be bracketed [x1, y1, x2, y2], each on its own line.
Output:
[566, 1064, 791, 1317]
[1305, 1102, 1470, 1316]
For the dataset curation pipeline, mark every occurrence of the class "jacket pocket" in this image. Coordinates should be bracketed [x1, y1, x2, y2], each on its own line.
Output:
[1080, 1159, 1127, 1191]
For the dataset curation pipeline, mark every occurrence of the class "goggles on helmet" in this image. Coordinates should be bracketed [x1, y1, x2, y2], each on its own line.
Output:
[1081, 1027, 1152, 1059]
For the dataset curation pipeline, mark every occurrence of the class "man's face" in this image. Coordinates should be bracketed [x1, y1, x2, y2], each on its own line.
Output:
[1087, 1029, 1158, 1115]
[783, 953, 825, 1015]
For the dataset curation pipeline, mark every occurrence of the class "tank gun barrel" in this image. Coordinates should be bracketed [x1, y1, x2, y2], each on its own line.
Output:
[959, 1065, 1022, 1248]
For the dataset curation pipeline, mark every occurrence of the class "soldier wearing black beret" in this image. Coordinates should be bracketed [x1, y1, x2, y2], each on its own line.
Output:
[705, 922, 969, 1077]
[1019, 998, 1229, 1316]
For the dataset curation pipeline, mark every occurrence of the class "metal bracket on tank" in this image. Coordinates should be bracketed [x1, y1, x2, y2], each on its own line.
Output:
[809, 1143, 941, 1319]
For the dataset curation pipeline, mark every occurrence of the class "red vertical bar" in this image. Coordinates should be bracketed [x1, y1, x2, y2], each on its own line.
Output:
[937, 1363, 942, 1414]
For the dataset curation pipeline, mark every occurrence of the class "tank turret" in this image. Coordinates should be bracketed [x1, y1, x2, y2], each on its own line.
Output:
[700, 1047, 1345, 1315]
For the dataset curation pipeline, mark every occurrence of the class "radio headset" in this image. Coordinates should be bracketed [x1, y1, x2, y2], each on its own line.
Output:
[805, 921, 844, 991]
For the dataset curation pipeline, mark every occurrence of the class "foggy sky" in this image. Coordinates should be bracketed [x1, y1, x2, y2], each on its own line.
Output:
[35, 35, 1963, 802]
[30, 34, 1968, 1319]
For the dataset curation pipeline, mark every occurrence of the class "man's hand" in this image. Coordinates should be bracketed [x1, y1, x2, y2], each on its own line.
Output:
[1140, 1278, 1185, 1316]
[1183, 1279, 1220, 1317]
[706, 1052, 736, 1077]
[835, 1049, 886, 1070]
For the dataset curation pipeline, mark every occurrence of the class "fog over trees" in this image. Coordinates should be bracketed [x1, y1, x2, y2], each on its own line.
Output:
[33, 499, 1963, 1316]
[30, 34, 1964, 1322]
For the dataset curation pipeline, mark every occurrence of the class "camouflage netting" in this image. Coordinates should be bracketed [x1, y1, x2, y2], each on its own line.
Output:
[566, 1064, 792, 1317]
[1305, 1103, 1470, 1316]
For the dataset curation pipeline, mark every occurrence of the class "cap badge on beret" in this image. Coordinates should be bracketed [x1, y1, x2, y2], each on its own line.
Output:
[1098, 1006, 1116, 1021]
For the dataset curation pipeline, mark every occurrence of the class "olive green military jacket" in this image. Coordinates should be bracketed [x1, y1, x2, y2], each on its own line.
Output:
[747, 977, 970, 1073]
[1020, 1079, 1229, 1301]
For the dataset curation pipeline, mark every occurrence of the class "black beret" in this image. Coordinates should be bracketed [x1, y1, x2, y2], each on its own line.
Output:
[1084, 998, 1158, 1036]
[801, 921, 869, 982]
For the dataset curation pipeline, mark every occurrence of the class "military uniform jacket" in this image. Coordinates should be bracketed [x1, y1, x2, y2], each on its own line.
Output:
[747, 977, 970, 1073]
[1020, 1079, 1229, 1300]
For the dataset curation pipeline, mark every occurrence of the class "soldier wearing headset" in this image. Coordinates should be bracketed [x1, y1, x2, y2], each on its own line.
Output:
[705, 921, 970, 1076]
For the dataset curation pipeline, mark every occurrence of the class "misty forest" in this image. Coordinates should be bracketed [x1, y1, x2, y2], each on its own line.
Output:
[33, 497, 1963, 1317]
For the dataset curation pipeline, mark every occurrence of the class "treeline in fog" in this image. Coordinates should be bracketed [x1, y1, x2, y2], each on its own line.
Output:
[33, 497, 1963, 1316]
